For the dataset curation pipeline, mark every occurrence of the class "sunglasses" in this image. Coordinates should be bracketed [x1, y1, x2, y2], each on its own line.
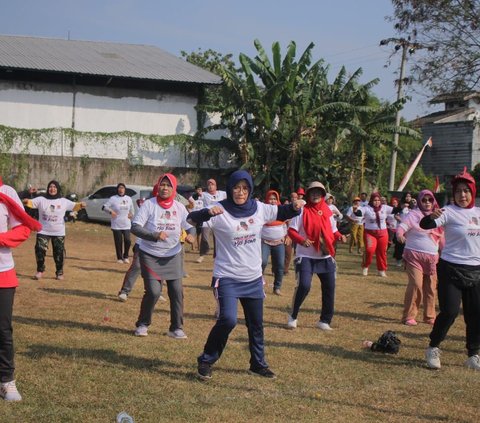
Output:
[421, 197, 434, 203]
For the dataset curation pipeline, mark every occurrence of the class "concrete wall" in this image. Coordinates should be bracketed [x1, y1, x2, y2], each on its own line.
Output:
[0, 80, 197, 135]
[8, 154, 230, 197]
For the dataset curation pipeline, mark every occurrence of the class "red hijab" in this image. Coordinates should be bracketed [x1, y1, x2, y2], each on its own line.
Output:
[451, 167, 476, 208]
[0, 177, 42, 232]
[303, 187, 335, 256]
[368, 192, 382, 228]
[155, 173, 177, 209]
[264, 190, 283, 227]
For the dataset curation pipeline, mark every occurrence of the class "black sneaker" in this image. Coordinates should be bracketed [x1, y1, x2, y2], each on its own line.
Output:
[197, 361, 212, 380]
[248, 367, 276, 379]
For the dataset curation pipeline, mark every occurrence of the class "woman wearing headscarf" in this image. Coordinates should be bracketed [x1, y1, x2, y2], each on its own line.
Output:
[25, 180, 85, 280]
[420, 168, 480, 370]
[261, 190, 289, 296]
[131, 174, 194, 339]
[396, 190, 444, 326]
[361, 192, 394, 277]
[286, 182, 346, 331]
[188, 170, 304, 380]
[392, 191, 413, 266]
[1, 177, 42, 401]
[103, 183, 135, 264]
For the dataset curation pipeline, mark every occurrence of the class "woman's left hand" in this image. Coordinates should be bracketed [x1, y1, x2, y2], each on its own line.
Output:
[292, 199, 306, 211]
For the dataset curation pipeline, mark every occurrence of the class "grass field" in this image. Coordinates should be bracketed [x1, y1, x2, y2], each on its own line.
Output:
[1, 221, 479, 422]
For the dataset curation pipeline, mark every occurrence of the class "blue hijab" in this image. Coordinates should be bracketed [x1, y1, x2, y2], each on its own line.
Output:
[220, 170, 258, 218]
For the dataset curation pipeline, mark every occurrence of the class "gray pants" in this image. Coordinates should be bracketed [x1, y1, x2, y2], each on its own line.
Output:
[199, 226, 211, 256]
[136, 250, 183, 331]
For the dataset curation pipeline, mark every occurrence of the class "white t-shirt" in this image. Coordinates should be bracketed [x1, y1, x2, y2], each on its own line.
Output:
[133, 198, 192, 257]
[261, 222, 287, 241]
[362, 205, 393, 230]
[289, 209, 339, 259]
[399, 210, 440, 255]
[207, 202, 277, 281]
[434, 205, 480, 265]
[0, 185, 23, 272]
[188, 194, 205, 212]
[202, 190, 227, 228]
[346, 206, 364, 225]
[103, 195, 134, 230]
[328, 204, 343, 222]
[32, 197, 75, 236]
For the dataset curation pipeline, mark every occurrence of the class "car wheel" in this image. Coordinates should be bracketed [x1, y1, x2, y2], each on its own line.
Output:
[76, 209, 89, 221]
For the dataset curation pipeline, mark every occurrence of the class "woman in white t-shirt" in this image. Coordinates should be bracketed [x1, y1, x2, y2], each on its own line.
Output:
[420, 169, 480, 371]
[25, 180, 85, 280]
[361, 192, 393, 277]
[131, 173, 195, 339]
[103, 183, 134, 264]
[188, 170, 304, 381]
[0, 177, 42, 401]
[396, 190, 444, 326]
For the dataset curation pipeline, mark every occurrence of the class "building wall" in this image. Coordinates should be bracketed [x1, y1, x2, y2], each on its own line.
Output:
[0, 80, 197, 135]
[421, 121, 474, 180]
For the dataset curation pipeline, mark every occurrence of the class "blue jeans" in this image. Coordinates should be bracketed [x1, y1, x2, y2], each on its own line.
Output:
[261, 241, 285, 290]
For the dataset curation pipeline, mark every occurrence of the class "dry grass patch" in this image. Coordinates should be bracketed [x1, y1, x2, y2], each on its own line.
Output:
[1, 222, 479, 422]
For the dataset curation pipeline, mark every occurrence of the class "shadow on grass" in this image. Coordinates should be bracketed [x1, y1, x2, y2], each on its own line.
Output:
[65, 256, 121, 264]
[183, 283, 213, 291]
[14, 316, 132, 335]
[70, 265, 125, 274]
[22, 343, 196, 380]
[39, 287, 109, 299]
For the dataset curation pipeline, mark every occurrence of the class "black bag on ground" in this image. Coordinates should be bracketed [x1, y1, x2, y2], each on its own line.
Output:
[370, 330, 401, 354]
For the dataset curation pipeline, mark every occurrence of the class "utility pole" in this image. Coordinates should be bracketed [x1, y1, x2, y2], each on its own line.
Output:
[380, 37, 420, 191]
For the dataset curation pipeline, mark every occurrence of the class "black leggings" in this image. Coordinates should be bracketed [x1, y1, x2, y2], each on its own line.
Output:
[112, 229, 131, 260]
[0, 287, 15, 383]
[429, 259, 480, 356]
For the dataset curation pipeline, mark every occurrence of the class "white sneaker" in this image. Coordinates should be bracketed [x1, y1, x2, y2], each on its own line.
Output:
[159, 295, 167, 302]
[123, 258, 130, 264]
[425, 346, 441, 369]
[362, 267, 368, 276]
[118, 292, 128, 302]
[117, 259, 124, 264]
[196, 256, 204, 263]
[465, 354, 480, 370]
[396, 260, 403, 267]
[287, 315, 297, 329]
[317, 321, 333, 331]
[167, 329, 187, 339]
[377, 270, 387, 277]
[0, 380, 22, 401]
[134, 325, 148, 337]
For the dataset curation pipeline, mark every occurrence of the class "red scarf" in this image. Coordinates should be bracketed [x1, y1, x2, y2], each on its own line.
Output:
[368, 192, 382, 228]
[264, 190, 284, 227]
[303, 197, 335, 256]
[452, 167, 476, 208]
[155, 173, 177, 209]
[0, 177, 42, 232]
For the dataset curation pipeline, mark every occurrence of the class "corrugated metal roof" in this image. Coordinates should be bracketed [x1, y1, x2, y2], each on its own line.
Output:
[0, 34, 222, 85]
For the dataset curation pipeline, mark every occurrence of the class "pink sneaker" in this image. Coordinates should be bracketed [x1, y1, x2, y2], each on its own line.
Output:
[404, 319, 418, 326]
[424, 318, 435, 326]
[33, 272, 43, 280]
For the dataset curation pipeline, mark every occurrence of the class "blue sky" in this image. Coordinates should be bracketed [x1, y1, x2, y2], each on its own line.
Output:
[0, 0, 439, 119]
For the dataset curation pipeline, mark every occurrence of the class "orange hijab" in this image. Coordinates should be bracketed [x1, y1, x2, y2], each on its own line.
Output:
[264, 190, 284, 227]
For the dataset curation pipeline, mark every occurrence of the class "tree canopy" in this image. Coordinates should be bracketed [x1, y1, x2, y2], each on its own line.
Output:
[183, 40, 426, 199]
[389, 0, 480, 94]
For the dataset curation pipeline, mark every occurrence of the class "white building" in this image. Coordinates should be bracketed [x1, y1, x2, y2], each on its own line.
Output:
[0, 35, 230, 175]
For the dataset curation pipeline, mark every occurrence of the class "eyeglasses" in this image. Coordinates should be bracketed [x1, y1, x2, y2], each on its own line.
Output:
[421, 197, 433, 203]
[233, 186, 249, 193]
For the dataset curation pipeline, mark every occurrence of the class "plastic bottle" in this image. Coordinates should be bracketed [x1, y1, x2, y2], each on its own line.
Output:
[116, 411, 134, 423]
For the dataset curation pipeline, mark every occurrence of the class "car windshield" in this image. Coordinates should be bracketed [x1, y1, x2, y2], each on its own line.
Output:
[140, 189, 153, 199]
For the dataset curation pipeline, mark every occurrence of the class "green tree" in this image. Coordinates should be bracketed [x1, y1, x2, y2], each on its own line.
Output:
[389, 0, 480, 93]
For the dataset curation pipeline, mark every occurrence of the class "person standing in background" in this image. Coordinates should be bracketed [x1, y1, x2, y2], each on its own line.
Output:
[196, 179, 226, 263]
[25, 180, 85, 280]
[103, 183, 134, 264]
[346, 197, 364, 254]
[0, 176, 42, 401]
[188, 185, 205, 252]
